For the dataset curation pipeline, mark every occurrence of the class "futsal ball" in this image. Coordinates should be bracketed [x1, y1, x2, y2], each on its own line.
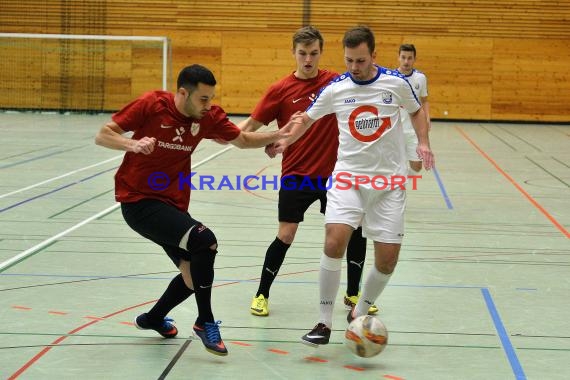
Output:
[344, 315, 388, 358]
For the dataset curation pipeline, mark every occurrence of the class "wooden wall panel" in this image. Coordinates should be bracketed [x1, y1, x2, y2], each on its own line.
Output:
[103, 46, 133, 109]
[0, 1, 569, 121]
[131, 46, 166, 97]
[492, 38, 570, 121]
[310, 0, 570, 39]
[220, 31, 294, 113]
[103, 1, 306, 32]
[400, 36, 494, 120]
[165, 30, 223, 92]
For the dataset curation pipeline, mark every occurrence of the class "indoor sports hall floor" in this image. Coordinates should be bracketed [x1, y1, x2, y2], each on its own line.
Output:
[0, 112, 568, 380]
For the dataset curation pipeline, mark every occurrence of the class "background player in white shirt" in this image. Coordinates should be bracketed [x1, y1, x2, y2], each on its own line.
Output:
[275, 26, 434, 346]
[397, 44, 431, 174]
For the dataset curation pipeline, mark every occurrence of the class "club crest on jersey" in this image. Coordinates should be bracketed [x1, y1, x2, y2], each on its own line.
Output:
[190, 122, 200, 136]
[415, 83, 420, 90]
[381, 92, 393, 104]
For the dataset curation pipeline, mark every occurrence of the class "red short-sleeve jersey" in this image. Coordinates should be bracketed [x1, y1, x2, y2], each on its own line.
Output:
[251, 69, 339, 178]
[112, 91, 240, 211]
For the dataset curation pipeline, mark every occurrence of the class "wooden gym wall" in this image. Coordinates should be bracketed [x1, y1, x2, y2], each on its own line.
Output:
[0, 1, 569, 122]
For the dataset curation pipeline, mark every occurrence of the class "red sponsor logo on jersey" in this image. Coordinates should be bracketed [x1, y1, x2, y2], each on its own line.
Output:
[348, 105, 392, 142]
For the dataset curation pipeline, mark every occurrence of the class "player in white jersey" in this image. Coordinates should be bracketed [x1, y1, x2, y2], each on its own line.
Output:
[396, 44, 431, 174]
[274, 26, 434, 346]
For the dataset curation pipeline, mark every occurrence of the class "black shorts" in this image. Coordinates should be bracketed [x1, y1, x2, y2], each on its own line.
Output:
[121, 198, 202, 267]
[278, 176, 329, 223]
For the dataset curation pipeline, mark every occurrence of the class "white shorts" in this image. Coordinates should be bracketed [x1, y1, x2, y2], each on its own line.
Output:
[404, 129, 421, 162]
[325, 179, 406, 243]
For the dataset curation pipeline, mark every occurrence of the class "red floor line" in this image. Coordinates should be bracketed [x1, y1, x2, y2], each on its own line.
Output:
[268, 348, 289, 355]
[9, 267, 320, 378]
[273, 269, 319, 277]
[243, 164, 279, 201]
[8, 319, 100, 380]
[384, 375, 405, 380]
[8, 299, 157, 379]
[344, 365, 365, 371]
[47, 311, 68, 315]
[455, 126, 569, 239]
[11, 305, 32, 310]
[230, 341, 252, 347]
[305, 356, 328, 363]
[83, 316, 104, 320]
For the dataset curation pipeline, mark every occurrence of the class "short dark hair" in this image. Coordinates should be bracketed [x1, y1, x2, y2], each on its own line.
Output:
[399, 44, 417, 57]
[292, 25, 324, 50]
[177, 64, 216, 92]
[342, 26, 375, 54]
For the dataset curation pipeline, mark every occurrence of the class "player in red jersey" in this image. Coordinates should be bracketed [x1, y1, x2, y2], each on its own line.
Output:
[95, 64, 292, 356]
[239, 26, 377, 317]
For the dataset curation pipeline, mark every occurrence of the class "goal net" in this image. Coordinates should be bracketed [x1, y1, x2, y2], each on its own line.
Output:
[0, 33, 170, 113]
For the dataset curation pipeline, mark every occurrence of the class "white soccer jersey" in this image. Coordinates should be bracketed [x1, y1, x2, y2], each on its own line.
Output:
[397, 69, 428, 133]
[306, 66, 420, 180]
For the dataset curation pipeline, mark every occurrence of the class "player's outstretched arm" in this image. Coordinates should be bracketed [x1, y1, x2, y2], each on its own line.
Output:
[95, 121, 156, 154]
[238, 117, 265, 132]
[229, 121, 291, 149]
[273, 112, 314, 154]
[212, 116, 267, 146]
[410, 108, 435, 170]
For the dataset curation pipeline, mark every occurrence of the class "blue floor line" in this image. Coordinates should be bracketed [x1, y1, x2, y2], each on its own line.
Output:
[432, 166, 454, 209]
[0, 167, 117, 213]
[481, 288, 526, 380]
[0, 146, 85, 169]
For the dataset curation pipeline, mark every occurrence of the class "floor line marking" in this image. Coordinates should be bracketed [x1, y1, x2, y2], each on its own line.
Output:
[0, 204, 120, 273]
[6, 147, 238, 378]
[0, 155, 122, 199]
[455, 126, 569, 238]
[432, 166, 453, 209]
[0, 167, 117, 213]
[0, 146, 235, 273]
[157, 338, 192, 380]
[481, 288, 526, 380]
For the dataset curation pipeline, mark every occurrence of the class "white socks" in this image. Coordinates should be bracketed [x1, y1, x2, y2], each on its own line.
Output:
[318, 254, 342, 328]
[355, 267, 392, 318]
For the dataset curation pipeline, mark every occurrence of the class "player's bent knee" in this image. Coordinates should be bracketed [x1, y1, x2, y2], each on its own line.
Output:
[376, 264, 396, 274]
[186, 224, 218, 255]
[375, 259, 397, 274]
[324, 241, 345, 258]
[277, 233, 296, 245]
[277, 223, 298, 244]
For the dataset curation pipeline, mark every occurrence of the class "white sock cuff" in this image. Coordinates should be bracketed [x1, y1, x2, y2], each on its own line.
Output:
[320, 254, 342, 271]
[371, 266, 392, 280]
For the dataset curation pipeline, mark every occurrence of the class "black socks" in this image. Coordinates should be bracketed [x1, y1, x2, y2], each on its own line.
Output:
[256, 237, 291, 298]
[189, 249, 217, 325]
[147, 273, 194, 324]
[346, 226, 366, 296]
